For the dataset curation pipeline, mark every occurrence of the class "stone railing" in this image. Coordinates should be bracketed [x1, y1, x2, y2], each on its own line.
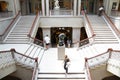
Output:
[0, 49, 38, 80]
[0, 11, 21, 42]
[111, 10, 120, 16]
[50, 10, 73, 15]
[0, 51, 15, 69]
[85, 48, 120, 80]
[0, 11, 13, 18]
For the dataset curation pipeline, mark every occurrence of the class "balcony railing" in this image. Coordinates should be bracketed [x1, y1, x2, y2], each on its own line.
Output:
[50, 10, 73, 16]
[111, 10, 120, 16]
[0, 11, 13, 18]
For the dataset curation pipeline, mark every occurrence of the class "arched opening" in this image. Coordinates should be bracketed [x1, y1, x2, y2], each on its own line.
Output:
[51, 27, 72, 47]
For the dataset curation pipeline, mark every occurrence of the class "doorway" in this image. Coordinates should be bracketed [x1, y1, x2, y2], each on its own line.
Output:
[81, 0, 103, 14]
[34, 27, 43, 46]
[51, 27, 72, 47]
[19, 0, 41, 15]
[80, 27, 89, 46]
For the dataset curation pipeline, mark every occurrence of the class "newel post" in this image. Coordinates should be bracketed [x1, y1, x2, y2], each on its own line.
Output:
[10, 48, 16, 58]
[108, 48, 113, 58]
[35, 57, 38, 67]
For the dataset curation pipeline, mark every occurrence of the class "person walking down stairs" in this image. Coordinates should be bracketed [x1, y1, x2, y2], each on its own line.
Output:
[64, 55, 70, 74]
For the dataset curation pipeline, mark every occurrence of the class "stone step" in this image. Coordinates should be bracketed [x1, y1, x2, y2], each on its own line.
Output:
[37, 72, 86, 80]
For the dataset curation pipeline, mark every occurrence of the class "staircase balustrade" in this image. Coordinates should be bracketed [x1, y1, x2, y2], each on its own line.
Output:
[50, 10, 73, 15]
[0, 11, 13, 18]
[0, 49, 38, 80]
[103, 12, 120, 38]
[28, 35, 44, 47]
[0, 11, 21, 42]
[73, 11, 95, 49]
[0, 51, 15, 69]
[85, 48, 120, 80]
[107, 59, 120, 77]
[27, 11, 44, 47]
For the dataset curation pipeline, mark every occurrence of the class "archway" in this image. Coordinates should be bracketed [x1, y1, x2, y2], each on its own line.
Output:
[51, 27, 72, 47]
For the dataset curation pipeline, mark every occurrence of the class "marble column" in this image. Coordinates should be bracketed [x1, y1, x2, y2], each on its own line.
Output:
[78, 0, 81, 16]
[73, 0, 77, 16]
[41, 0, 45, 16]
[46, 0, 49, 16]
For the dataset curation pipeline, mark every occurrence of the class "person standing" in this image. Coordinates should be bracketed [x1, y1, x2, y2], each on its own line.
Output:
[44, 35, 50, 49]
[98, 6, 104, 16]
[67, 38, 71, 48]
[64, 55, 70, 74]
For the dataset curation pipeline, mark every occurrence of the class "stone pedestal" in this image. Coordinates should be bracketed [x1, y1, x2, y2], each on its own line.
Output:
[54, 8, 60, 15]
[58, 46, 65, 60]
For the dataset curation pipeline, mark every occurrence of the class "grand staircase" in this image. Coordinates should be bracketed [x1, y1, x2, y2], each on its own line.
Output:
[1, 15, 120, 80]
[87, 15, 119, 44]
[4, 16, 35, 43]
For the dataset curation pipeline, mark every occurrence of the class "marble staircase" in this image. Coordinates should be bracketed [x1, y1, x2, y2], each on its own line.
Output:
[87, 15, 119, 44]
[4, 16, 35, 43]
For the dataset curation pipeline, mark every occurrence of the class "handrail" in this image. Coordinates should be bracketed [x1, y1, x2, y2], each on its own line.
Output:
[0, 11, 21, 41]
[84, 48, 113, 80]
[73, 34, 95, 45]
[85, 58, 92, 80]
[87, 49, 110, 60]
[28, 12, 39, 37]
[103, 12, 120, 37]
[11, 49, 39, 80]
[27, 11, 44, 46]
[84, 13, 94, 35]
[10, 49, 36, 60]
[31, 58, 38, 80]
[28, 35, 44, 46]
[73, 11, 95, 48]
[0, 49, 38, 80]
[84, 48, 120, 80]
